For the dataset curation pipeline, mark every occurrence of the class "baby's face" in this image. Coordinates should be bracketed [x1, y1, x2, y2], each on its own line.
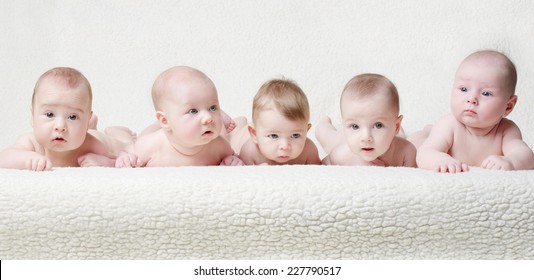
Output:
[31, 79, 92, 152]
[161, 80, 222, 147]
[252, 109, 310, 164]
[451, 59, 515, 129]
[341, 93, 400, 162]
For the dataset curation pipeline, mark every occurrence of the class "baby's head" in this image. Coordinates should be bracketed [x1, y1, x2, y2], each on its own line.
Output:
[340, 73, 402, 162]
[151, 66, 222, 147]
[249, 78, 311, 163]
[31, 67, 93, 152]
[451, 50, 518, 129]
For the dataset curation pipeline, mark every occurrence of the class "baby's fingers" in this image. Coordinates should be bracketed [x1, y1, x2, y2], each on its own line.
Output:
[115, 156, 131, 168]
[31, 158, 52, 171]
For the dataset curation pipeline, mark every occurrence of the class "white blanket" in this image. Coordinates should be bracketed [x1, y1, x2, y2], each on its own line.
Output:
[1, 166, 533, 259]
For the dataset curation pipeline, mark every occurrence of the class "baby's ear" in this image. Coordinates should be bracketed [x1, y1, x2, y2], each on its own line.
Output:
[307, 123, 312, 132]
[504, 95, 518, 117]
[248, 124, 258, 143]
[395, 115, 404, 134]
[156, 111, 169, 129]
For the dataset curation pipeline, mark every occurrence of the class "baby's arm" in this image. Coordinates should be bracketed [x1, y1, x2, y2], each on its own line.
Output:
[115, 133, 155, 168]
[482, 121, 534, 170]
[216, 136, 243, 166]
[77, 133, 118, 167]
[416, 116, 468, 173]
[0, 134, 52, 171]
[238, 139, 263, 165]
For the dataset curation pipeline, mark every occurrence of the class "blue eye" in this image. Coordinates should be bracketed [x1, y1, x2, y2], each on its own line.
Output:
[188, 109, 198, 114]
[290, 133, 301, 139]
[350, 124, 359, 130]
[68, 114, 78, 121]
[45, 112, 54, 118]
[268, 134, 279, 139]
[460, 87, 468, 92]
[481, 91, 492, 97]
[374, 123, 384, 129]
[209, 105, 217, 111]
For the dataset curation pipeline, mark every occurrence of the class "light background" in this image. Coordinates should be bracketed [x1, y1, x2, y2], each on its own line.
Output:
[1, 0, 533, 154]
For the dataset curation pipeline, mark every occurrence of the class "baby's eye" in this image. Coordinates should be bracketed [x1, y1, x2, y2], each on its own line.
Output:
[45, 112, 54, 118]
[481, 91, 492, 97]
[460, 87, 468, 92]
[374, 122, 384, 129]
[350, 124, 359, 130]
[209, 105, 217, 111]
[67, 114, 78, 121]
[188, 109, 198, 114]
[268, 134, 279, 139]
[290, 133, 301, 139]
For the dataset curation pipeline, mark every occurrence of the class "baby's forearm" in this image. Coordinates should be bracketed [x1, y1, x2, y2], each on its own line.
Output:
[507, 150, 534, 170]
[416, 147, 455, 170]
[0, 149, 44, 169]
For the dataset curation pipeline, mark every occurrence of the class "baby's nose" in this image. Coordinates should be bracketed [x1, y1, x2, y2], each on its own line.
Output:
[54, 119, 67, 132]
[279, 139, 290, 150]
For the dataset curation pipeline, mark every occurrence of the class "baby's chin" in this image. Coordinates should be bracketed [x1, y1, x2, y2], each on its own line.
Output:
[269, 156, 294, 164]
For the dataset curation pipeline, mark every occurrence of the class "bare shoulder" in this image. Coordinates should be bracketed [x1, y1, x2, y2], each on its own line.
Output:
[390, 136, 417, 167]
[499, 118, 522, 136]
[134, 130, 164, 154]
[10, 132, 40, 152]
[83, 131, 111, 155]
[420, 114, 457, 149]
[239, 138, 262, 164]
[392, 136, 416, 154]
[326, 142, 353, 165]
[208, 136, 233, 157]
[302, 138, 321, 164]
[434, 114, 458, 130]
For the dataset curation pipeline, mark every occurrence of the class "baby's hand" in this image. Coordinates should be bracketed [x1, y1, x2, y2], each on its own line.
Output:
[433, 156, 469, 173]
[481, 155, 514, 170]
[220, 155, 244, 166]
[25, 154, 52, 171]
[78, 153, 115, 167]
[115, 151, 140, 168]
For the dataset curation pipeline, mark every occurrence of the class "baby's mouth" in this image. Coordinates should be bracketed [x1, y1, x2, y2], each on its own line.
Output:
[361, 147, 374, 152]
[464, 108, 477, 115]
[53, 137, 66, 142]
[202, 130, 213, 136]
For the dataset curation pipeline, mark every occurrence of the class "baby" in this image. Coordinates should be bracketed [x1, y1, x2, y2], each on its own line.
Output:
[0, 67, 131, 171]
[414, 50, 534, 172]
[228, 78, 321, 165]
[115, 66, 241, 167]
[316, 73, 416, 167]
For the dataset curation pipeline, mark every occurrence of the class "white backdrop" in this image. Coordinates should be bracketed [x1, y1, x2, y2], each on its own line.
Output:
[1, 0, 533, 155]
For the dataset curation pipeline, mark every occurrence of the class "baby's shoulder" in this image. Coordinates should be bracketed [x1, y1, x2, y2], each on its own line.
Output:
[498, 118, 520, 130]
[12, 132, 40, 151]
[497, 118, 522, 137]
[207, 136, 233, 154]
[327, 142, 355, 165]
[435, 114, 459, 127]
[393, 136, 416, 150]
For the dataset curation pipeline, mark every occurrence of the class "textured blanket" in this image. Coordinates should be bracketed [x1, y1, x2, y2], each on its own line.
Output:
[1, 166, 533, 259]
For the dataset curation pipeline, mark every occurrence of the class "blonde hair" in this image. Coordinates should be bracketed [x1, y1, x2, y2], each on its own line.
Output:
[32, 67, 92, 108]
[341, 73, 399, 114]
[252, 79, 310, 123]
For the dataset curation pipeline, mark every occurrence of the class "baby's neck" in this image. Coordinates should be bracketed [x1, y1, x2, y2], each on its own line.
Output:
[464, 121, 501, 137]
[168, 141, 206, 157]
